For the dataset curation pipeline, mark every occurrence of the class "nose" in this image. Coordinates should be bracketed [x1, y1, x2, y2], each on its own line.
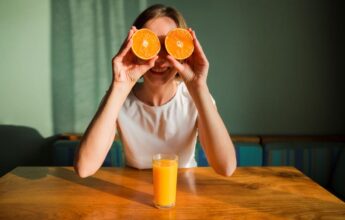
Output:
[155, 43, 168, 65]
[158, 46, 168, 57]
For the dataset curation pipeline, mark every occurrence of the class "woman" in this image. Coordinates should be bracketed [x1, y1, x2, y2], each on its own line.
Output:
[74, 4, 236, 177]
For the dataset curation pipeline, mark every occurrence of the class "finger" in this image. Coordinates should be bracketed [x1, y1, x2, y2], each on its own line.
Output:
[117, 27, 137, 57]
[137, 56, 158, 78]
[117, 27, 136, 56]
[126, 26, 136, 42]
[120, 27, 134, 49]
[191, 29, 208, 61]
[141, 55, 158, 71]
[147, 56, 159, 68]
[117, 38, 133, 59]
[167, 55, 184, 73]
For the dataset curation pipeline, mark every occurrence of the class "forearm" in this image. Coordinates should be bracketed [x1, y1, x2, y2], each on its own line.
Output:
[74, 82, 132, 177]
[187, 83, 237, 176]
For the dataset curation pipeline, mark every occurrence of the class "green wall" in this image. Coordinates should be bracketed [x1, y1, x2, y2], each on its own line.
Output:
[1, 0, 344, 136]
[148, 0, 345, 135]
[0, 0, 52, 137]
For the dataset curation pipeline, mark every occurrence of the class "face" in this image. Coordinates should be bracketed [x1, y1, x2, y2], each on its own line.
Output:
[142, 16, 178, 86]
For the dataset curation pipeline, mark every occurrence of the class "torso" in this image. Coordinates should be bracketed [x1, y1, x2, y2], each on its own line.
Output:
[117, 82, 198, 169]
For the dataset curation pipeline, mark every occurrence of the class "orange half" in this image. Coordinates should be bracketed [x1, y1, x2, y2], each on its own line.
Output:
[131, 28, 161, 60]
[165, 28, 194, 60]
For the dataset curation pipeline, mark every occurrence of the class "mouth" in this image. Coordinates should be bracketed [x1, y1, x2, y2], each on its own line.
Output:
[150, 67, 170, 75]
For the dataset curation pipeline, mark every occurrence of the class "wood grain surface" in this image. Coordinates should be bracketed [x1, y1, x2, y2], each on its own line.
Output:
[0, 167, 344, 219]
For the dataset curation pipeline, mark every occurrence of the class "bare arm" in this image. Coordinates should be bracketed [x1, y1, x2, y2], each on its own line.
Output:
[74, 27, 157, 177]
[167, 29, 236, 176]
[74, 83, 131, 178]
[188, 85, 236, 176]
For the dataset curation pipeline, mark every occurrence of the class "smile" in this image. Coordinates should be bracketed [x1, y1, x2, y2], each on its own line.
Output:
[150, 67, 169, 74]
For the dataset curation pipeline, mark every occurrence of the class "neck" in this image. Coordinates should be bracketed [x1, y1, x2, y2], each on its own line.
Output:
[134, 81, 178, 106]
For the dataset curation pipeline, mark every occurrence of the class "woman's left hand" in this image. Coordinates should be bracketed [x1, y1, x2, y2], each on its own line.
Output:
[167, 28, 209, 88]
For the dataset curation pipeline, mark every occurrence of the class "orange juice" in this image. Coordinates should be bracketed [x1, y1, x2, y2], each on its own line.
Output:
[152, 154, 178, 208]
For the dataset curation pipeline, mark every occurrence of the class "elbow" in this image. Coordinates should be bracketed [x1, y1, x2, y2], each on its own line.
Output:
[216, 159, 237, 177]
[73, 143, 98, 178]
[74, 162, 96, 178]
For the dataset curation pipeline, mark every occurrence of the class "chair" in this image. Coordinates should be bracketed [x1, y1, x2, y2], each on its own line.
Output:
[0, 125, 56, 176]
[52, 140, 124, 167]
[331, 148, 345, 201]
[195, 136, 263, 167]
[262, 136, 345, 188]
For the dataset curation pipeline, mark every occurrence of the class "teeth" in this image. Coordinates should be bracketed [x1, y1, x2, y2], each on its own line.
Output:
[151, 67, 168, 72]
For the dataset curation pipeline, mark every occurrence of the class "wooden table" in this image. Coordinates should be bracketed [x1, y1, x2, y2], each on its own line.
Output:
[0, 167, 344, 219]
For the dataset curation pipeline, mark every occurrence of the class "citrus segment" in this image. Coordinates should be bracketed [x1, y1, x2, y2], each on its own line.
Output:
[131, 28, 161, 60]
[165, 28, 194, 60]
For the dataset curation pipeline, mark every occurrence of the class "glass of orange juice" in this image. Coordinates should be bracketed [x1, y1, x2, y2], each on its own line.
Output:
[152, 154, 178, 209]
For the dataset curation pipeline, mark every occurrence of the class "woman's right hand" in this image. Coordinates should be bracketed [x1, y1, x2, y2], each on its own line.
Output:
[112, 26, 158, 87]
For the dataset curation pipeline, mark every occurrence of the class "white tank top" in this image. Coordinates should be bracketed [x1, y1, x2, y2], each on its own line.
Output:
[117, 82, 198, 169]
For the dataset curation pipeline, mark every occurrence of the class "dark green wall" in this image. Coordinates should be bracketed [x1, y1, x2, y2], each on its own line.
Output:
[140, 0, 344, 135]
